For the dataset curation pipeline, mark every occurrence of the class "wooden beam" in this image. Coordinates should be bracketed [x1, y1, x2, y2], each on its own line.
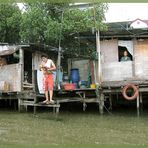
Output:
[137, 93, 140, 117]
[19, 48, 24, 91]
[96, 30, 102, 86]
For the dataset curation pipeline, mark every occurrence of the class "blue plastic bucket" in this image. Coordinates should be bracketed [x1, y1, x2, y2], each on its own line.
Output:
[70, 68, 80, 83]
[81, 80, 86, 85]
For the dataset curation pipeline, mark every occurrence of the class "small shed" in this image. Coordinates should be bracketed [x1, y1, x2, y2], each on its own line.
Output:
[0, 43, 58, 111]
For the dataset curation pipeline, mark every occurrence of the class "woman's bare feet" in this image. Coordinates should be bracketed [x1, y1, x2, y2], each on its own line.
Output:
[42, 100, 49, 103]
[46, 100, 55, 104]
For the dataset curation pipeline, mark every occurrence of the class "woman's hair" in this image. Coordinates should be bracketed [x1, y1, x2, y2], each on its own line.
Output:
[41, 54, 48, 58]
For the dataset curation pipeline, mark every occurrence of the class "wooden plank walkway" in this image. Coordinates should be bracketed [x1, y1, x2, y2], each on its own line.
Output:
[18, 88, 100, 114]
[21, 101, 60, 114]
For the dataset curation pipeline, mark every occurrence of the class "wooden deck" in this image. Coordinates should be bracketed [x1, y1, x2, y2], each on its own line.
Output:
[14, 88, 100, 114]
[102, 79, 148, 88]
[1, 84, 148, 116]
[35, 88, 99, 112]
[102, 79, 148, 94]
[21, 100, 60, 114]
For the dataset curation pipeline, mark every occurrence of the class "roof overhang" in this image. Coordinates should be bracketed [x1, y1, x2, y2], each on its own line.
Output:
[0, 45, 20, 56]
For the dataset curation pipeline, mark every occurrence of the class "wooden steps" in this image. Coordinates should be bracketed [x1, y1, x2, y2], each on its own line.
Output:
[19, 100, 60, 114]
[22, 100, 60, 108]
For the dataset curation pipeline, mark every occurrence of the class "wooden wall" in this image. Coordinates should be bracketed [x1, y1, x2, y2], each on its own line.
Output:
[134, 39, 148, 79]
[102, 61, 133, 81]
[100, 39, 118, 63]
[100, 39, 133, 81]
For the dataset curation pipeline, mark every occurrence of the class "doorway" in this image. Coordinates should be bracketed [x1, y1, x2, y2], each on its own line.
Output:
[24, 50, 32, 83]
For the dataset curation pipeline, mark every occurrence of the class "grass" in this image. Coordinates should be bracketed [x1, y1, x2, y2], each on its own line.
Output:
[0, 107, 148, 147]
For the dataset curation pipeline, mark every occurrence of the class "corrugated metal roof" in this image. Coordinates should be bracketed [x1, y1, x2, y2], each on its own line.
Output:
[0, 46, 19, 56]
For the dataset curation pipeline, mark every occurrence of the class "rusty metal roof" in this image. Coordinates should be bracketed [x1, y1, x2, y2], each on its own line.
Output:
[0, 43, 58, 57]
[0, 46, 19, 56]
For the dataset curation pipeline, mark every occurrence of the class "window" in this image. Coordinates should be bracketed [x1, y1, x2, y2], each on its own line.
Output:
[118, 40, 133, 62]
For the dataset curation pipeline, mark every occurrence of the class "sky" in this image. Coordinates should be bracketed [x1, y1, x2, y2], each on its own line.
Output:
[105, 3, 148, 22]
[18, 3, 148, 23]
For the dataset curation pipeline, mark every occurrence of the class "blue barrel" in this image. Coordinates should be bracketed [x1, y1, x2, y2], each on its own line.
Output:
[70, 68, 80, 83]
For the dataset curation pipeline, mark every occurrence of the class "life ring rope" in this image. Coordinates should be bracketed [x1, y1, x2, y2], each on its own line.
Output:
[122, 84, 138, 100]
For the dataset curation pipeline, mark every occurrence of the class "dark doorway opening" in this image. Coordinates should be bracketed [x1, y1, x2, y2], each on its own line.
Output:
[24, 50, 32, 83]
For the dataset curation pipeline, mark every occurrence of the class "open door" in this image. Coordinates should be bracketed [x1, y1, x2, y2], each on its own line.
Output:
[24, 50, 32, 84]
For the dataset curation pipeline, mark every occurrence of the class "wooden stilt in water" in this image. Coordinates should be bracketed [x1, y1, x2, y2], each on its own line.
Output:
[137, 93, 140, 117]
[18, 98, 22, 112]
[33, 95, 37, 114]
[139, 92, 143, 114]
[33, 106, 37, 114]
[25, 105, 28, 112]
[82, 92, 87, 111]
[99, 93, 104, 115]
[9, 99, 12, 107]
[109, 93, 112, 110]
[56, 106, 60, 114]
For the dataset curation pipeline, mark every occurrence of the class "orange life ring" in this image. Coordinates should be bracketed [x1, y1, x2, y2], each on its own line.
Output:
[122, 84, 138, 100]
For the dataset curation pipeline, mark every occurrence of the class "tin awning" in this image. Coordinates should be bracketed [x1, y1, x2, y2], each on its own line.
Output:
[0, 45, 19, 56]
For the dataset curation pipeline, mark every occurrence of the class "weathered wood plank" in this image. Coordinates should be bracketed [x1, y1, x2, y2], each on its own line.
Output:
[21, 102, 60, 108]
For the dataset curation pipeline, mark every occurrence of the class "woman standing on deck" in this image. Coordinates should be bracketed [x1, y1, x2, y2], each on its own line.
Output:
[39, 55, 56, 104]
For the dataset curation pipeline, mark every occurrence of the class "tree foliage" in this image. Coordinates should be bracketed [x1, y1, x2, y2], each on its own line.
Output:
[0, 3, 22, 43]
[20, 4, 48, 43]
[20, 2, 108, 57]
[0, 2, 108, 57]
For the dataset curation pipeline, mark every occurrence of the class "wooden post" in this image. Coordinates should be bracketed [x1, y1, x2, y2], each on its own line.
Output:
[18, 48, 24, 111]
[96, 30, 102, 86]
[56, 10, 64, 90]
[19, 48, 24, 91]
[109, 93, 112, 110]
[18, 97, 21, 112]
[139, 92, 143, 114]
[33, 105, 36, 115]
[96, 30, 104, 114]
[56, 46, 61, 89]
[132, 38, 136, 77]
[99, 93, 104, 115]
[83, 92, 87, 111]
[32, 52, 35, 91]
[18, 97, 23, 112]
[137, 92, 140, 117]
[32, 52, 37, 112]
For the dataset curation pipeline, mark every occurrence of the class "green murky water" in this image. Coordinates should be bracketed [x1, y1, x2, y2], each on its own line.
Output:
[0, 107, 148, 147]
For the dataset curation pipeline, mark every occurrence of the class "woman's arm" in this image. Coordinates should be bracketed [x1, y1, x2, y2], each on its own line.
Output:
[46, 60, 56, 71]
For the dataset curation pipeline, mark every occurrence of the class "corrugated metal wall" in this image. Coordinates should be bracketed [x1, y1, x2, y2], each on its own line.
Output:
[32, 52, 42, 70]
[69, 59, 89, 81]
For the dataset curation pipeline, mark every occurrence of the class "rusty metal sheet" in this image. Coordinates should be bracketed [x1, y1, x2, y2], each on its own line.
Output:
[0, 64, 21, 92]
[0, 45, 19, 56]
